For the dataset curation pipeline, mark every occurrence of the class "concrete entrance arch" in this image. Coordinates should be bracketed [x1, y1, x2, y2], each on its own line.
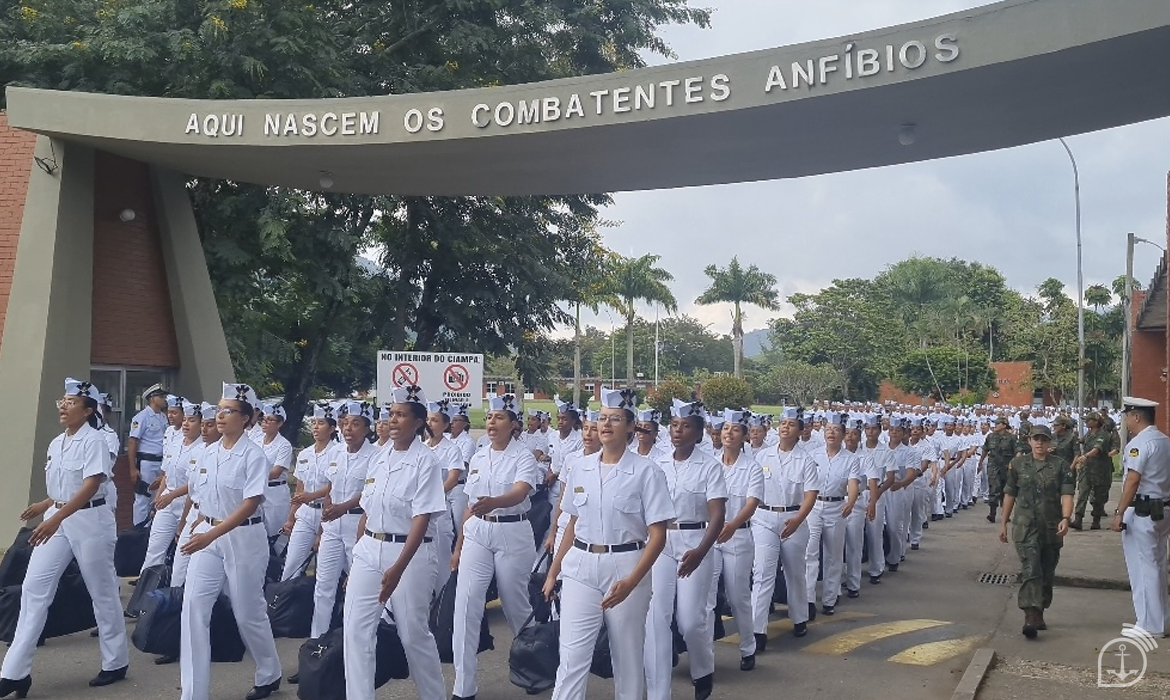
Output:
[2, 0, 1170, 532]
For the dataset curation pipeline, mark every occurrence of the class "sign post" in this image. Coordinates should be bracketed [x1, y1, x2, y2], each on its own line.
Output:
[376, 351, 484, 407]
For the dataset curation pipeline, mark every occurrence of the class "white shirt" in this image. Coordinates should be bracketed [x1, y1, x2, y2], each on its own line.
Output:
[293, 444, 333, 495]
[362, 439, 447, 536]
[128, 407, 167, 455]
[261, 433, 294, 481]
[719, 449, 765, 519]
[810, 446, 863, 498]
[100, 424, 120, 458]
[450, 431, 475, 465]
[45, 423, 112, 502]
[755, 444, 820, 507]
[519, 430, 549, 458]
[191, 437, 268, 520]
[326, 441, 379, 504]
[549, 429, 584, 475]
[654, 449, 728, 523]
[561, 450, 675, 545]
[426, 435, 465, 483]
[161, 436, 201, 490]
[464, 439, 542, 517]
[859, 442, 892, 484]
[1123, 425, 1170, 499]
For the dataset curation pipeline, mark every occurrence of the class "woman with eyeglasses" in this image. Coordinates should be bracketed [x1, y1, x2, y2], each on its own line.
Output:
[0, 379, 129, 699]
[280, 403, 337, 582]
[544, 409, 602, 555]
[179, 383, 282, 700]
[450, 394, 541, 700]
[258, 403, 293, 538]
[645, 399, 727, 700]
[344, 386, 447, 700]
[543, 388, 672, 700]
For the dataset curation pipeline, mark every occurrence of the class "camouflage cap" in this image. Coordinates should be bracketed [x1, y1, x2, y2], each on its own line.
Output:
[994, 416, 1009, 426]
[1084, 411, 1103, 423]
[1029, 424, 1053, 439]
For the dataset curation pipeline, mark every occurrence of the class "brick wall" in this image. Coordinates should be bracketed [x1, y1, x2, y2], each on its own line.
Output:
[0, 112, 38, 350]
[90, 151, 180, 367]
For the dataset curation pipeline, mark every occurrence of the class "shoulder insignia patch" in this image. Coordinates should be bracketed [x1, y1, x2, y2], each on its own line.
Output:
[1129, 448, 1139, 457]
[365, 478, 375, 484]
[574, 486, 585, 493]
[131, 421, 139, 429]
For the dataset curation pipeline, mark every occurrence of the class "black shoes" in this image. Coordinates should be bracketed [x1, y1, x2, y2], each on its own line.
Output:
[89, 666, 128, 687]
[0, 676, 30, 699]
[1070, 515, 1083, 530]
[793, 622, 807, 637]
[740, 654, 756, 671]
[246, 680, 280, 700]
[888, 563, 899, 572]
[154, 654, 178, 665]
[869, 575, 882, 585]
[693, 673, 713, 700]
[846, 588, 859, 599]
[808, 602, 817, 621]
[822, 605, 835, 616]
[288, 672, 299, 685]
[452, 696, 476, 700]
[922, 521, 929, 529]
[911, 543, 919, 551]
[753, 633, 768, 652]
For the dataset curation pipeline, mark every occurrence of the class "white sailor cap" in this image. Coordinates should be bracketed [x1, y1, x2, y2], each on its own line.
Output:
[142, 383, 168, 402]
[165, 394, 183, 409]
[340, 400, 375, 421]
[428, 399, 452, 416]
[747, 413, 768, 427]
[488, 394, 520, 414]
[390, 385, 427, 406]
[636, 408, 662, 423]
[451, 403, 470, 420]
[527, 408, 543, 418]
[671, 398, 706, 419]
[708, 415, 726, 430]
[862, 413, 882, 428]
[200, 402, 218, 421]
[99, 392, 114, 408]
[555, 399, 579, 415]
[824, 412, 849, 427]
[601, 387, 639, 410]
[1122, 396, 1159, 410]
[722, 408, 749, 426]
[312, 402, 338, 421]
[221, 382, 259, 408]
[180, 400, 200, 418]
[268, 403, 287, 421]
[64, 378, 103, 404]
[778, 406, 803, 421]
[583, 409, 601, 423]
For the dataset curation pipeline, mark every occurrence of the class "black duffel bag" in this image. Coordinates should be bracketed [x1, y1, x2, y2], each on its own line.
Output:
[210, 594, 246, 662]
[528, 552, 553, 624]
[265, 555, 315, 638]
[115, 521, 150, 577]
[528, 495, 553, 550]
[266, 534, 289, 584]
[132, 586, 183, 657]
[509, 607, 559, 693]
[296, 629, 344, 700]
[591, 621, 614, 679]
[0, 528, 34, 588]
[0, 585, 23, 644]
[0, 559, 97, 644]
[375, 618, 410, 683]
[429, 570, 494, 664]
[126, 563, 170, 617]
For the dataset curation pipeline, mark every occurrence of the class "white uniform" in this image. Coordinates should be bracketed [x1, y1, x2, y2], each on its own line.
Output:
[141, 435, 201, 571]
[1, 423, 128, 681]
[886, 442, 915, 566]
[549, 450, 674, 700]
[551, 448, 586, 556]
[128, 406, 167, 525]
[645, 450, 727, 699]
[312, 441, 378, 638]
[805, 446, 862, 609]
[548, 429, 584, 504]
[940, 431, 962, 515]
[180, 437, 281, 700]
[708, 449, 764, 657]
[280, 444, 332, 581]
[452, 439, 541, 698]
[845, 443, 888, 589]
[171, 442, 209, 587]
[1121, 425, 1170, 636]
[907, 438, 933, 546]
[100, 424, 120, 459]
[259, 433, 294, 538]
[345, 439, 447, 700]
[751, 444, 819, 631]
[449, 431, 475, 533]
[425, 435, 464, 586]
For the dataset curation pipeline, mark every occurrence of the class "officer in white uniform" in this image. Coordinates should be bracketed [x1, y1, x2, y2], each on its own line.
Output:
[906, 419, 934, 555]
[279, 403, 336, 581]
[180, 383, 282, 700]
[543, 387, 673, 700]
[806, 413, 862, 616]
[1112, 396, 1170, 639]
[0, 379, 129, 697]
[257, 403, 294, 538]
[140, 400, 202, 573]
[344, 385, 447, 700]
[751, 407, 819, 645]
[172, 403, 219, 589]
[451, 394, 541, 700]
[424, 399, 464, 588]
[646, 399, 727, 700]
[311, 401, 378, 639]
[710, 409, 764, 670]
[127, 383, 169, 526]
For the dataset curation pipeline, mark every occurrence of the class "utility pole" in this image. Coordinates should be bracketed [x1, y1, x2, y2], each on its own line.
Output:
[1058, 137, 1085, 418]
[1122, 232, 1134, 444]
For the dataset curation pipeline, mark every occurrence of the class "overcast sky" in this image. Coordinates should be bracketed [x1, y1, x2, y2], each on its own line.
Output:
[573, 0, 1170, 338]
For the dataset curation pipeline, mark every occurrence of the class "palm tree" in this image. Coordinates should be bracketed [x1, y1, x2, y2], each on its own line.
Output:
[606, 254, 678, 389]
[1084, 284, 1112, 312]
[696, 257, 780, 378]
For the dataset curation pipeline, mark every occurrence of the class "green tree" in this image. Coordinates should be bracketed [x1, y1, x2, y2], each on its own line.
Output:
[697, 375, 754, 412]
[1084, 284, 1112, 311]
[896, 347, 996, 400]
[606, 254, 678, 388]
[645, 377, 692, 420]
[695, 257, 780, 378]
[761, 361, 840, 405]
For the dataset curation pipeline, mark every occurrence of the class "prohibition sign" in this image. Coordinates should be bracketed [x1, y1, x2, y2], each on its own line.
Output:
[392, 362, 419, 387]
[444, 364, 470, 391]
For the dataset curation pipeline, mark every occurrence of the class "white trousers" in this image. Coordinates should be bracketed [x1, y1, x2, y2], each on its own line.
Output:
[311, 512, 361, 638]
[0, 506, 128, 680]
[1122, 506, 1170, 636]
[171, 507, 199, 587]
[550, 547, 651, 700]
[709, 528, 754, 656]
[179, 520, 281, 700]
[977, 462, 989, 500]
[843, 492, 871, 592]
[448, 487, 468, 536]
[910, 483, 930, 546]
[884, 489, 906, 567]
[344, 536, 443, 700]
[751, 512, 810, 631]
[134, 458, 163, 525]
[281, 504, 322, 581]
[452, 517, 533, 697]
[141, 493, 183, 572]
[961, 461, 976, 505]
[261, 483, 292, 538]
[432, 509, 455, 596]
[645, 530, 714, 700]
[806, 500, 847, 608]
[866, 494, 888, 578]
[943, 468, 961, 514]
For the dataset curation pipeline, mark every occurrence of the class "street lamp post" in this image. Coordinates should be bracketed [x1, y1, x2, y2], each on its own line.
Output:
[604, 309, 617, 388]
[1058, 137, 1086, 417]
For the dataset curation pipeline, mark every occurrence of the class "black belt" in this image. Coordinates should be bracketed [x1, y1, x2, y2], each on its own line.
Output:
[817, 496, 846, 502]
[759, 504, 801, 512]
[347, 507, 364, 515]
[574, 538, 645, 554]
[667, 521, 708, 530]
[209, 516, 262, 527]
[54, 498, 106, 510]
[268, 480, 287, 487]
[737, 522, 750, 530]
[477, 513, 529, 523]
[137, 453, 163, 462]
[306, 502, 323, 509]
[456, 479, 466, 485]
[365, 529, 433, 543]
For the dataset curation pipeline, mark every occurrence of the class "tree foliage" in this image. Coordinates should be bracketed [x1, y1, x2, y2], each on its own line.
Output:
[645, 377, 692, 421]
[695, 257, 780, 378]
[605, 254, 678, 387]
[697, 375, 753, 413]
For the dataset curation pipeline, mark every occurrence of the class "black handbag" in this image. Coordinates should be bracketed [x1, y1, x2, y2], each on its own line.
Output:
[266, 534, 289, 584]
[114, 522, 150, 577]
[265, 555, 315, 638]
[528, 495, 553, 549]
[429, 570, 494, 663]
[591, 621, 614, 679]
[509, 606, 559, 693]
[0, 585, 22, 644]
[296, 629, 344, 700]
[210, 594, 247, 662]
[132, 586, 183, 657]
[126, 563, 170, 617]
[43, 560, 96, 639]
[0, 528, 34, 588]
[375, 618, 410, 684]
[529, 552, 553, 623]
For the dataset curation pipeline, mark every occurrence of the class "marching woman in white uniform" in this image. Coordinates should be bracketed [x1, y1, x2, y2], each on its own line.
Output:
[345, 385, 447, 700]
[545, 410, 601, 555]
[645, 399, 727, 700]
[172, 403, 220, 589]
[99, 393, 120, 461]
[543, 387, 673, 700]
[258, 403, 294, 538]
[842, 417, 882, 598]
[140, 400, 202, 573]
[424, 399, 464, 583]
[127, 384, 169, 527]
[710, 409, 764, 671]
[310, 401, 378, 639]
[751, 407, 819, 646]
[448, 404, 474, 535]
[807, 413, 862, 616]
[374, 404, 393, 449]
[0, 379, 129, 698]
[451, 394, 541, 700]
[280, 403, 337, 581]
[632, 409, 667, 461]
[179, 384, 282, 700]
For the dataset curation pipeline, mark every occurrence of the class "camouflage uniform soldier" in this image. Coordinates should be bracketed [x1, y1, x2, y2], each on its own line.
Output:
[1050, 416, 1079, 466]
[979, 417, 1017, 523]
[1014, 412, 1033, 455]
[1071, 413, 1113, 530]
[999, 424, 1075, 639]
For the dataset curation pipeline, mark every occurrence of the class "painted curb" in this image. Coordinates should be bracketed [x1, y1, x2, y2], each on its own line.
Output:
[951, 647, 995, 700]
